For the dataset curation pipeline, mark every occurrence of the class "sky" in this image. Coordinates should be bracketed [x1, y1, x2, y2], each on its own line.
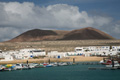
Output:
[0, 0, 120, 41]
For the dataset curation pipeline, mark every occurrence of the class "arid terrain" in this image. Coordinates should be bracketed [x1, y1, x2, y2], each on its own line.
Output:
[0, 27, 119, 64]
[8, 27, 114, 42]
[1, 40, 120, 52]
[1, 27, 117, 52]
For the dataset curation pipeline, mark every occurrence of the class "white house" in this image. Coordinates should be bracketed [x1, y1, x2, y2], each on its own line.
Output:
[73, 46, 115, 56]
[108, 46, 120, 56]
[74, 46, 120, 56]
[14, 48, 46, 60]
[48, 51, 68, 58]
[31, 49, 46, 57]
[0, 52, 13, 61]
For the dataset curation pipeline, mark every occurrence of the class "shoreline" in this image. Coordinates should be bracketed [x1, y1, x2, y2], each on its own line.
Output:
[0, 56, 104, 64]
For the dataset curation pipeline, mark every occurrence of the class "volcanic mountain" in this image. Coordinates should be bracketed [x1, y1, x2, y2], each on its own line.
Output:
[8, 29, 70, 42]
[62, 27, 114, 40]
[8, 27, 114, 42]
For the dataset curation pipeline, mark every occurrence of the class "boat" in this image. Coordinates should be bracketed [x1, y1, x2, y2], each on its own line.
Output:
[58, 62, 68, 66]
[46, 64, 52, 67]
[28, 63, 38, 68]
[4, 68, 12, 71]
[0, 68, 4, 71]
[67, 62, 73, 65]
[5, 64, 13, 68]
[39, 63, 45, 68]
[50, 62, 58, 67]
[106, 61, 120, 68]
[0, 62, 72, 72]
[22, 64, 31, 70]
[3, 64, 14, 71]
[100, 59, 112, 65]
[15, 64, 23, 70]
[0, 65, 5, 71]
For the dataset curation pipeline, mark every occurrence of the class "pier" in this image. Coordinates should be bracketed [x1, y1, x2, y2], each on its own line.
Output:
[82, 62, 100, 65]
[88, 67, 118, 70]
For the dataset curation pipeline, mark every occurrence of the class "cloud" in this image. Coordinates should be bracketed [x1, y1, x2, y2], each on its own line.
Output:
[0, 2, 116, 41]
[0, 2, 113, 28]
[113, 24, 120, 34]
[0, 27, 20, 41]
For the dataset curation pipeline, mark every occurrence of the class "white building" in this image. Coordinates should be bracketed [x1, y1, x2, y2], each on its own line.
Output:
[48, 51, 68, 58]
[14, 48, 46, 59]
[31, 50, 46, 56]
[109, 46, 120, 56]
[88, 46, 110, 56]
[0, 48, 46, 61]
[72, 46, 120, 56]
[0, 52, 13, 61]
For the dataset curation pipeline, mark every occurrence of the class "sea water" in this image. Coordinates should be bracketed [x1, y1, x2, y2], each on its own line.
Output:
[0, 62, 119, 80]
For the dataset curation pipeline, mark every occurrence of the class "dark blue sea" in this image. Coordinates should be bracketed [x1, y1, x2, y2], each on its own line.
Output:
[0, 62, 119, 80]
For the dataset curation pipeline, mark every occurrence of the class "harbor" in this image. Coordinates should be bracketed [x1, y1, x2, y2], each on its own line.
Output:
[0, 62, 73, 71]
[0, 61, 120, 80]
[1, 44, 120, 72]
[1, 58, 120, 72]
[1, 45, 120, 71]
[0, 57, 102, 72]
[0, 0, 119, 79]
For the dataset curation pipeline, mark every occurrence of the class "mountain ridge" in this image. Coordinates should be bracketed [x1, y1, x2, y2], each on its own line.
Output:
[8, 27, 115, 42]
[62, 27, 114, 40]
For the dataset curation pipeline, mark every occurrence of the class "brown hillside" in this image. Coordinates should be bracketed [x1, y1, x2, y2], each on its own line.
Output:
[8, 27, 114, 42]
[8, 29, 69, 42]
[9, 29, 58, 42]
[62, 27, 114, 40]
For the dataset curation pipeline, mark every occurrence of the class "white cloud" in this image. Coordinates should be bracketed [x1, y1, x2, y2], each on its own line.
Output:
[0, 2, 115, 41]
[113, 21, 120, 34]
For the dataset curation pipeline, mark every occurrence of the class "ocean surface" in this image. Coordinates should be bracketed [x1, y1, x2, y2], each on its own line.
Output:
[0, 62, 119, 80]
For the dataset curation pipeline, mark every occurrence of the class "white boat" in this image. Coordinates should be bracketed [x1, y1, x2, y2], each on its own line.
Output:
[22, 64, 31, 70]
[28, 63, 38, 68]
[4, 68, 12, 71]
[106, 61, 120, 68]
[58, 62, 68, 66]
[49, 62, 58, 67]
[0, 65, 5, 71]
[15, 64, 23, 70]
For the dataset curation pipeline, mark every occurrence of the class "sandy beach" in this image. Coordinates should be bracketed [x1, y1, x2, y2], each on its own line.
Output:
[0, 56, 104, 64]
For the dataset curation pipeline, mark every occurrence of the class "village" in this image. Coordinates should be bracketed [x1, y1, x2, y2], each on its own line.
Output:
[0, 46, 120, 61]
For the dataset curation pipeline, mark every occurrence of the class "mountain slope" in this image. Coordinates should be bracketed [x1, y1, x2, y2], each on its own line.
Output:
[62, 27, 114, 40]
[8, 27, 114, 42]
[9, 29, 58, 42]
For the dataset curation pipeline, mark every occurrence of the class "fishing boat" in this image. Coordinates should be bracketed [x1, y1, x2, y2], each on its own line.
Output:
[15, 64, 23, 70]
[0, 68, 4, 71]
[3, 64, 14, 71]
[4, 68, 12, 71]
[28, 63, 38, 68]
[100, 59, 112, 65]
[67, 62, 73, 65]
[22, 64, 31, 70]
[58, 62, 68, 66]
[0, 65, 5, 71]
[39, 63, 45, 68]
[106, 61, 120, 68]
[46, 64, 52, 67]
[50, 62, 58, 67]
